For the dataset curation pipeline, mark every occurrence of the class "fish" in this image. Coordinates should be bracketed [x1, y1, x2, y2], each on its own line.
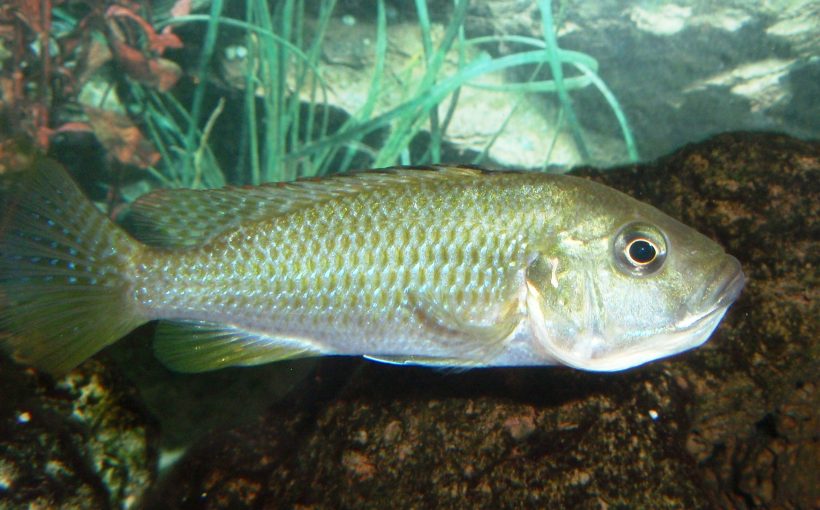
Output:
[0, 158, 745, 375]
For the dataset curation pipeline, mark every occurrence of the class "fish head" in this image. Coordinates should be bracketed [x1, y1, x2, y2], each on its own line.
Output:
[525, 178, 745, 371]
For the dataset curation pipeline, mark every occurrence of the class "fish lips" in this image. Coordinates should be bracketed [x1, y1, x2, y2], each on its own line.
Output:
[656, 255, 745, 355]
[714, 256, 745, 308]
[687, 255, 745, 316]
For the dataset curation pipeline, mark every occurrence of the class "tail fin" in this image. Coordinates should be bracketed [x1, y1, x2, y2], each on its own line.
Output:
[0, 158, 148, 374]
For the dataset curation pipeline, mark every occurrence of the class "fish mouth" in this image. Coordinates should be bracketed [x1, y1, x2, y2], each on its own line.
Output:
[713, 257, 745, 308]
[663, 255, 744, 349]
[690, 255, 745, 313]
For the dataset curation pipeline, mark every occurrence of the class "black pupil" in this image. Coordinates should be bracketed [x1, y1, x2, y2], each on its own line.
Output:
[628, 239, 656, 264]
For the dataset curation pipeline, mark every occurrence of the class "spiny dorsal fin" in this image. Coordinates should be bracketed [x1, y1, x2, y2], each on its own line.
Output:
[128, 165, 485, 248]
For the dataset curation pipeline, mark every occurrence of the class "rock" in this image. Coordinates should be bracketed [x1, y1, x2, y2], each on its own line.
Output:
[149, 363, 706, 509]
[466, 0, 820, 162]
[145, 132, 818, 509]
[0, 355, 159, 509]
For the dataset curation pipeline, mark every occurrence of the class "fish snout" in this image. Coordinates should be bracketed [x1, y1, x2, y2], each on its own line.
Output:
[692, 255, 745, 312]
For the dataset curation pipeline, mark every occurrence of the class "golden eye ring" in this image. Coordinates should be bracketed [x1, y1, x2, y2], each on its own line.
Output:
[613, 223, 667, 276]
[625, 237, 658, 265]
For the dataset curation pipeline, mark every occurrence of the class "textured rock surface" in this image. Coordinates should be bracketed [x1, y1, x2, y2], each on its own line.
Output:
[578, 132, 819, 509]
[0, 356, 159, 509]
[146, 363, 707, 509]
[144, 132, 818, 509]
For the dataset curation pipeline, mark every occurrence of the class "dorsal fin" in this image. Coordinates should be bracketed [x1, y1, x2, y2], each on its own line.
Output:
[127, 166, 485, 248]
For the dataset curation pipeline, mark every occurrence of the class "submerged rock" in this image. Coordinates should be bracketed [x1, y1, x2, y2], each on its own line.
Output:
[0, 356, 159, 509]
[144, 132, 818, 509]
[147, 363, 707, 509]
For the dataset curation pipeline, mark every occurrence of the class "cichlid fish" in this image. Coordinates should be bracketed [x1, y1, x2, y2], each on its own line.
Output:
[0, 159, 744, 374]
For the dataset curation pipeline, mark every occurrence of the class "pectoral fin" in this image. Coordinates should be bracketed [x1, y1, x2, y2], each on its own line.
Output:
[525, 279, 575, 368]
[153, 320, 322, 372]
[411, 292, 522, 364]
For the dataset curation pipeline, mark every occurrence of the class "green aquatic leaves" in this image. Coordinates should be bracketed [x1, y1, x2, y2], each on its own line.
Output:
[140, 0, 637, 189]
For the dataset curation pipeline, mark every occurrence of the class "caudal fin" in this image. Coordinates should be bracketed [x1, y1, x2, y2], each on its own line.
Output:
[0, 158, 148, 374]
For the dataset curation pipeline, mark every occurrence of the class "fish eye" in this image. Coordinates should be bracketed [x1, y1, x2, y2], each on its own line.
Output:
[613, 223, 667, 276]
[627, 238, 657, 265]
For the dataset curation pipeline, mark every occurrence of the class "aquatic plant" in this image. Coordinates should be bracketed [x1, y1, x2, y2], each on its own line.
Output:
[150, 0, 638, 188]
[0, 0, 190, 199]
[0, 0, 638, 193]
[0, 2, 177, 148]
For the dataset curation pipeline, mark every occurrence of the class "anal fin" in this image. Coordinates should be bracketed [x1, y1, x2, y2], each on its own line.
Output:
[154, 320, 322, 373]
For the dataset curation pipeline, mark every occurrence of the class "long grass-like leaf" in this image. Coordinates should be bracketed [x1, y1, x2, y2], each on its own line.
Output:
[290, 49, 579, 162]
[335, 0, 388, 174]
[573, 62, 639, 162]
[538, 0, 590, 162]
[183, 0, 224, 178]
[414, 0, 441, 162]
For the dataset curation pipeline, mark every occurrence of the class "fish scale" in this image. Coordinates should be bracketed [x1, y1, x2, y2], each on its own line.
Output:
[132, 174, 536, 360]
[0, 161, 743, 374]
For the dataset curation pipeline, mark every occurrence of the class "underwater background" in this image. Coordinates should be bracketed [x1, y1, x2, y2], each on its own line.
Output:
[0, 1, 817, 508]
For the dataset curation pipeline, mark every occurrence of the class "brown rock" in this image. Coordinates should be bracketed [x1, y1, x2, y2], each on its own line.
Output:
[0, 356, 159, 509]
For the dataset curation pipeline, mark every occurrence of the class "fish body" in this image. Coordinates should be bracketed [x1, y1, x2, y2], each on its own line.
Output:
[0, 160, 744, 374]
